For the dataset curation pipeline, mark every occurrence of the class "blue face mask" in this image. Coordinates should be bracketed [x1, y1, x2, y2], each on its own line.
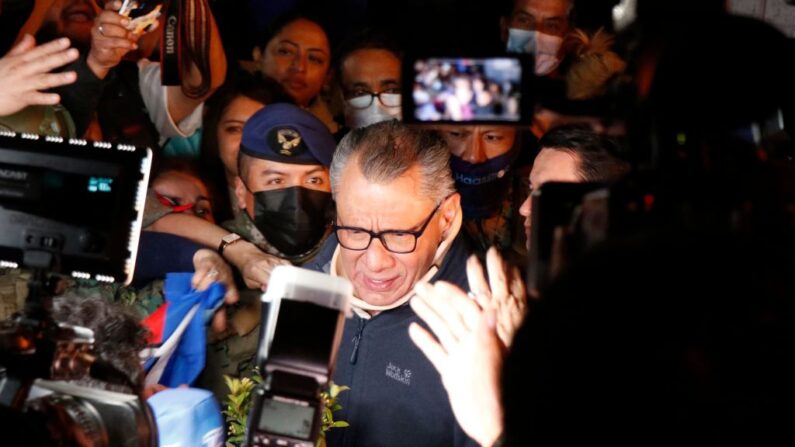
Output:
[506, 28, 564, 75]
[450, 147, 519, 219]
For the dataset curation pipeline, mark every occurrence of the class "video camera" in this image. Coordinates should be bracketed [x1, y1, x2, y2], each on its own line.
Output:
[247, 266, 351, 447]
[0, 131, 155, 446]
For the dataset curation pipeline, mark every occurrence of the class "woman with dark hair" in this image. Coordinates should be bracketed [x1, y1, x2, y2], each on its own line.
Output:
[250, 11, 340, 135]
[199, 69, 291, 222]
[252, 12, 332, 108]
[151, 157, 216, 223]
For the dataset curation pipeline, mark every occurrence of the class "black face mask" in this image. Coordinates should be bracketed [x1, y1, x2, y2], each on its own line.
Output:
[450, 148, 518, 219]
[251, 186, 333, 257]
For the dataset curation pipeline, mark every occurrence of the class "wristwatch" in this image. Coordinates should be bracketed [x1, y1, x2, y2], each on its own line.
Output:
[218, 233, 242, 256]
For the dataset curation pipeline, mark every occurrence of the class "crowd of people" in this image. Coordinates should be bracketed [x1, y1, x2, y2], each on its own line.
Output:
[1, 0, 794, 446]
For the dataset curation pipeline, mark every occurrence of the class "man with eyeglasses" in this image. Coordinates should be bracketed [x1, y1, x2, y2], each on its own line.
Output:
[335, 30, 402, 130]
[305, 121, 478, 447]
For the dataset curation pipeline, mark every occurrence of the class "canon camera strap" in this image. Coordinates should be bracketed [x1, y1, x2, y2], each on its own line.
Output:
[161, 0, 212, 99]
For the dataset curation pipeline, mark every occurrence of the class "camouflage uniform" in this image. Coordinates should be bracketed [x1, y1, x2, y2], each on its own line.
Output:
[0, 104, 76, 138]
[198, 101, 337, 403]
[199, 211, 330, 402]
[62, 277, 165, 320]
[0, 269, 164, 321]
[0, 270, 29, 321]
[0, 188, 177, 322]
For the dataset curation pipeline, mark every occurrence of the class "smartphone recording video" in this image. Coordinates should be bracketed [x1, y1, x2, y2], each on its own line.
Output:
[403, 55, 534, 125]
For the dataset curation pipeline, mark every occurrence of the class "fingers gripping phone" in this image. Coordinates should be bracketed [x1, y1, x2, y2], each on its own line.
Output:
[119, 0, 163, 34]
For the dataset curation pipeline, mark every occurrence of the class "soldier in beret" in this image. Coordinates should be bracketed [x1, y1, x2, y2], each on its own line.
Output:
[200, 102, 337, 400]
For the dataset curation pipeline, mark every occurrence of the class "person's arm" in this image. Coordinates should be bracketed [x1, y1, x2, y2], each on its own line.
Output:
[146, 212, 289, 290]
[0, 35, 77, 117]
[53, 53, 105, 136]
[51, 0, 140, 135]
[137, 2, 226, 140]
[164, 2, 227, 125]
[15, 0, 56, 43]
[85, 1, 139, 80]
[465, 247, 528, 348]
[134, 230, 239, 333]
[133, 231, 205, 285]
[191, 248, 238, 333]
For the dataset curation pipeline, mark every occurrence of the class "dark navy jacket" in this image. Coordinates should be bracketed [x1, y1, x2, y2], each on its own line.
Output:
[306, 233, 479, 447]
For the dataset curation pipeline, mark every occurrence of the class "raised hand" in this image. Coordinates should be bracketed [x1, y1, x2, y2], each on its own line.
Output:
[192, 248, 239, 333]
[466, 247, 528, 348]
[86, 0, 142, 79]
[409, 281, 505, 447]
[0, 35, 78, 116]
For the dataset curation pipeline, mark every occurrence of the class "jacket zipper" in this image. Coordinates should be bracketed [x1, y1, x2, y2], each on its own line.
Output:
[350, 317, 366, 364]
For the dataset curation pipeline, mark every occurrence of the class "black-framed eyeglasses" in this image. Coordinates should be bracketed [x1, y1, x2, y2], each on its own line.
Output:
[344, 89, 402, 109]
[333, 203, 441, 254]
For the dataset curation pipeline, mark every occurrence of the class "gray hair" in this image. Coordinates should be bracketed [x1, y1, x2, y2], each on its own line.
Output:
[330, 120, 455, 203]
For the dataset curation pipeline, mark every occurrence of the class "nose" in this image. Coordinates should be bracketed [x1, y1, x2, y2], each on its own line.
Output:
[363, 237, 396, 272]
[519, 195, 532, 219]
[289, 54, 307, 73]
[466, 136, 487, 164]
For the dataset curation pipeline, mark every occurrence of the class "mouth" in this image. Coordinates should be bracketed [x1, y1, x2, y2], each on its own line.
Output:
[283, 78, 308, 91]
[64, 4, 96, 23]
[361, 275, 398, 293]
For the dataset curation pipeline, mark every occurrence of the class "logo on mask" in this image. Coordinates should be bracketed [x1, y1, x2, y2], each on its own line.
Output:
[268, 127, 306, 157]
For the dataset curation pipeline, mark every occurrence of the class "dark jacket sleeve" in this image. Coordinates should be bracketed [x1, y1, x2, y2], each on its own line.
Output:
[54, 55, 106, 137]
[132, 231, 203, 287]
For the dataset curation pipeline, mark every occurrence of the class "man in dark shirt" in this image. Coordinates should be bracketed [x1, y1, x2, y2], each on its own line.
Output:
[305, 121, 478, 447]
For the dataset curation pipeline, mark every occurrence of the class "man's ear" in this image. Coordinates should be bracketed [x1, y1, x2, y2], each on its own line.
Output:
[252, 46, 263, 62]
[234, 176, 248, 211]
[438, 193, 461, 236]
[500, 16, 510, 44]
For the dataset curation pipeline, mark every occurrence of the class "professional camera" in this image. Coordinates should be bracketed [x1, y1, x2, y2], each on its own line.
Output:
[247, 266, 351, 447]
[23, 380, 157, 446]
[0, 131, 156, 446]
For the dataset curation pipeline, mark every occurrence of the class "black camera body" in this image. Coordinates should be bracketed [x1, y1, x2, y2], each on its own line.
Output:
[247, 372, 322, 447]
[0, 133, 151, 284]
[25, 380, 157, 447]
[0, 131, 155, 446]
[247, 266, 351, 447]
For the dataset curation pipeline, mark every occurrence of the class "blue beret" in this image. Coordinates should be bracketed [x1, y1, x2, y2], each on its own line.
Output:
[240, 103, 335, 167]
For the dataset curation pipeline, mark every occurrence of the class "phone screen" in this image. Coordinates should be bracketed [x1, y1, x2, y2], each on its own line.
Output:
[268, 300, 339, 372]
[406, 56, 531, 124]
[257, 396, 316, 440]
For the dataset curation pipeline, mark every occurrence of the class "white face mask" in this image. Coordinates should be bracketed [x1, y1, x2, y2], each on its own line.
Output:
[343, 93, 402, 129]
[506, 28, 564, 76]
